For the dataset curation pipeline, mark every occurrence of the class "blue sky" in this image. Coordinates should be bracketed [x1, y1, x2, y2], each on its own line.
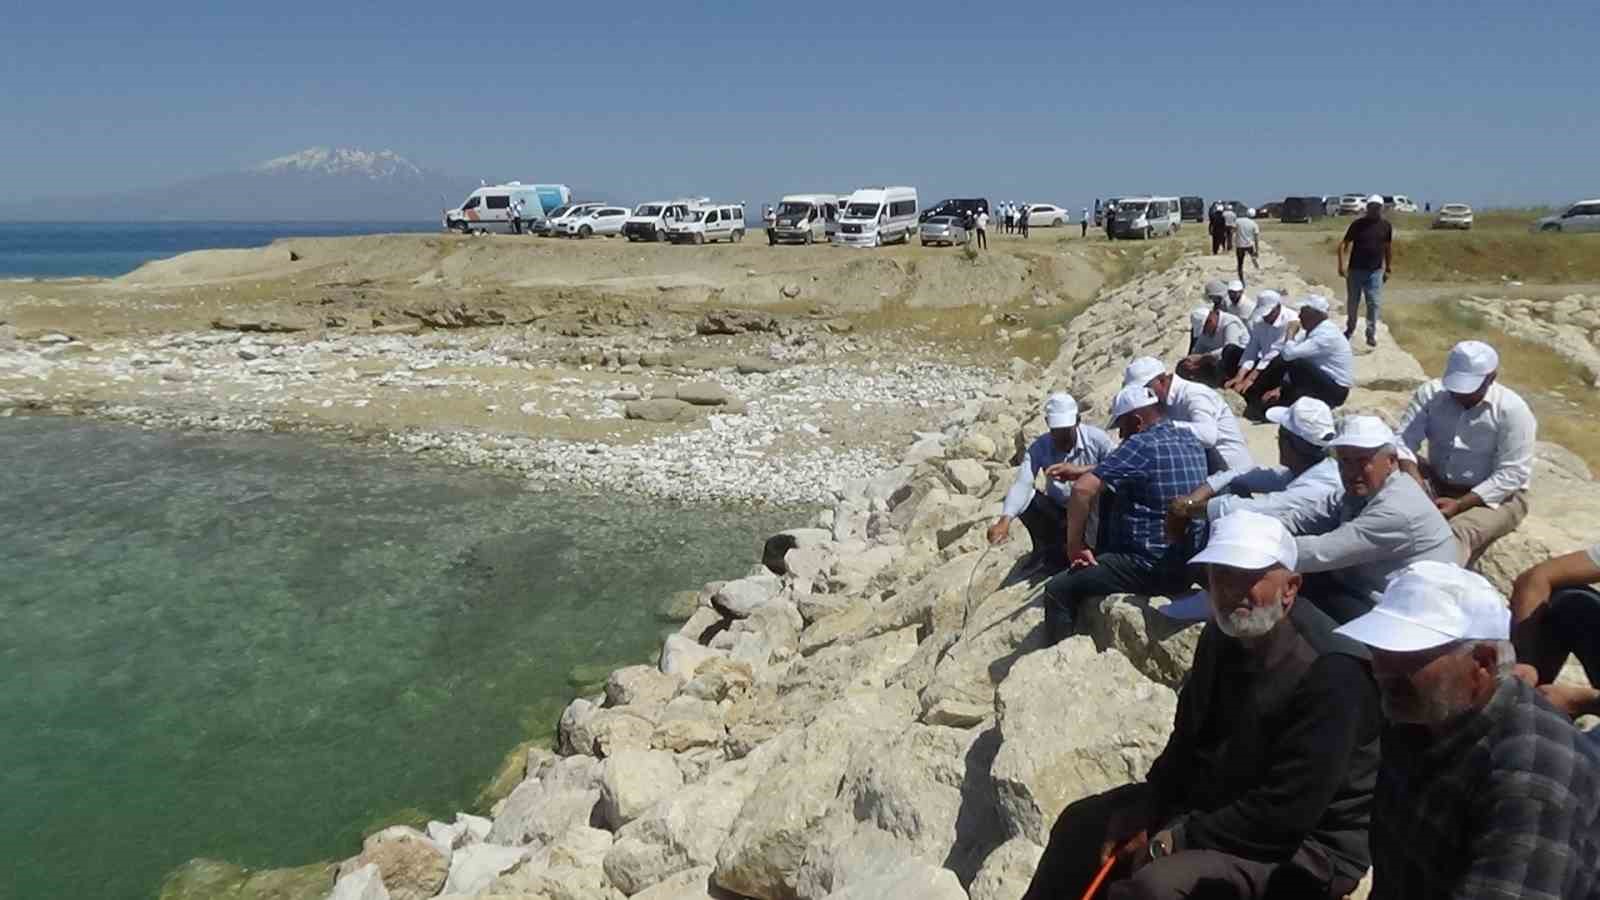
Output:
[4, 0, 1595, 211]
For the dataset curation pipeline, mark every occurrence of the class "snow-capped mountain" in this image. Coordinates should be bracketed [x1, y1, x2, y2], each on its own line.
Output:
[1, 147, 478, 221]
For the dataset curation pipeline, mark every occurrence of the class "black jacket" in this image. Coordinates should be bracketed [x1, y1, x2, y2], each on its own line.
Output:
[1145, 599, 1381, 887]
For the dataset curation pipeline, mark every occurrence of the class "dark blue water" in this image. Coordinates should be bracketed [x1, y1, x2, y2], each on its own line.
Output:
[0, 416, 801, 899]
[0, 222, 438, 279]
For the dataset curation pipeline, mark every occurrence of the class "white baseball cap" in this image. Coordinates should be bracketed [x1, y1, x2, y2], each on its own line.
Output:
[1044, 392, 1080, 428]
[1122, 356, 1166, 387]
[1327, 415, 1397, 450]
[1299, 294, 1330, 313]
[1335, 560, 1510, 652]
[1190, 510, 1298, 571]
[1108, 384, 1159, 422]
[1367, 194, 1385, 206]
[1227, 279, 1245, 292]
[1441, 340, 1499, 393]
[1265, 397, 1337, 447]
[1204, 278, 1227, 299]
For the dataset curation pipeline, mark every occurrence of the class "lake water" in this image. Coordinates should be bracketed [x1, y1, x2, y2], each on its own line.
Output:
[1, 417, 801, 899]
[0, 222, 437, 279]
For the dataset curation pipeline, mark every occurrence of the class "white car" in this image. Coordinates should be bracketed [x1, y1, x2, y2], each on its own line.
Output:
[1384, 195, 1419, 213]
[1433, 203, 1474, 230]
[1532, 200, 1600, 234]
[1025, 203, 1068, 227]
[562, 206, 630, 238]
[543, 203, 604, 235]
[1336, 194, 1367, 215]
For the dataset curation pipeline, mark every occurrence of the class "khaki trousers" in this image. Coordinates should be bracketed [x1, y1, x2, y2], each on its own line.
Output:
[1451, 490, 1531, 566]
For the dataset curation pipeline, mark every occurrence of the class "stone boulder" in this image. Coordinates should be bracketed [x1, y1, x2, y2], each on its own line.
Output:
[1079, 594, 1204, 690]
[602, 749, 687, 829]
[335, 826, 448, 900]
[607, 665, 681, 710]
[488, 754, 603, 846]
[816, 859, 966, 900]
[661, 634, 728, 680]
[675, 382, 735, 406]
[712, 574, 783, 619]
[328, 863, 390, 900]
[627, 399, 695, 423]
[484, 824, 619, 900]
[967, 837, 1045, 900]
[943, 458, 992, 496]
[212, 312, 313, 333]
[441, 843, 531, 896]
[762, 528, 833, 575]
[990, 638, 1177, 844]
[698, 310, 779, 335]
[629, 865, 726, 899]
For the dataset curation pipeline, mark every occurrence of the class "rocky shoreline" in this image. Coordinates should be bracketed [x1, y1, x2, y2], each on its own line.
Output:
[170, 245, 1600, 900]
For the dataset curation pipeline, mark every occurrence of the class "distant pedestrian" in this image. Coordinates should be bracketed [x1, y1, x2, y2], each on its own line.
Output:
[509, 196, 525, 234]
[1234, 208, 1261, 282]
[1002, 203, 1013, 235]
[1104, 202, 1118, 240]
[1019, 204, 1031, 239]
[962, 209, 977, 244]
[1222, 205, 1237, 250]
[1338, 195, 1393, 348]
[1080, 207, 1089, 237]
[1424, 201, 1431, 213]
[975, 208, 989, 249]
[1208, 203, 1227, 254]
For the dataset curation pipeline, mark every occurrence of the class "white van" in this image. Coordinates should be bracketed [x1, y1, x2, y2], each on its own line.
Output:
[1151, 196, 1182, 232]
[834, 186, 918, 247]
[444, 183, 572, 234]
[1110, 197, 1178, 239]
[663, 203, 747, 244]
[767, 194, 840, 245]
[623, 198, 710, 242]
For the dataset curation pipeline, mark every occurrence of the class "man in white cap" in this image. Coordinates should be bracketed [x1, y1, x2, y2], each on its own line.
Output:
[1222, 203, 1238, 249]
[1254, 294, 1354, 412]
[1166, 396, 1342, 537]
[1396, 339, 1534, 565]
[1221, 279, 1255, 321]
[1293, 416, 1459, 622]
[1222, 292, 1291, 400]
[1177, 292, 1248, 387]
[1232, 207, 1261, 283]
[1041, 385, 1209, 642]
[988, 392, 1116, 571]
[1334, 560, 1600, 900]
[1124, 356, 1254, 473]
[1337, 195, 1393, 347]
[1024, 511, 1379, 900]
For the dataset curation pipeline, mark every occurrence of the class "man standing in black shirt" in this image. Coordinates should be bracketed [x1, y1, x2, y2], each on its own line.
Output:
[1209, 203, 1227, 255]
[1338, 195, 1393, 348]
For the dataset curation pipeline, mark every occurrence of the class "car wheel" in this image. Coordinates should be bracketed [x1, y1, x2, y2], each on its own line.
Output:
[803, 231, 813, 245]
[1054, 217, 1063, 227]
[454, 221, 471, 235]
[1542, 223, 1561, 233]
[1144, 227, 1153, 240]
[579, 225, 592, 238]
[732, 229, 744, 243]
[694, 232, 705, 245]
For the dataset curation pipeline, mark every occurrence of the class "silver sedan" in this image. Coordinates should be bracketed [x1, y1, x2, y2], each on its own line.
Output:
[919, 216, 968, 247]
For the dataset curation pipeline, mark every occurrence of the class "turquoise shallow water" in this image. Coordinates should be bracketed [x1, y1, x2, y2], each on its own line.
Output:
[0, 417, 801, 899]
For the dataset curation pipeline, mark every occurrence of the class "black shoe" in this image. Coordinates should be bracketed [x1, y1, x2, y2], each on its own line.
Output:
[1366, 334, 1377, 348]
[1344, 328, 1354, 340]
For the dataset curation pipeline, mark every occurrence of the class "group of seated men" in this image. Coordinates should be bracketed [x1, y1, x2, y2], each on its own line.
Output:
[987, 276, 1600, 899]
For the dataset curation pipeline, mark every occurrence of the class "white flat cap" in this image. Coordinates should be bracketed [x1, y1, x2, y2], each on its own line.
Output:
[1122, 356, 1166, 387]
[1190, 510, 1298, 571]
[1204, 279, 1227, 299]
[1044, 392, 1079, 428]
[1228, 279, 1245, 292]
[1441, 340, 1499, 393]
[1327, 415, 1397, 450]
[1335, 560, 1509, 652]
[1108, 385, 1160, 422]
[1299, 294, 1330, 313]
[1367, 194, 1385, 206]
[1265, 397, 1337, 447]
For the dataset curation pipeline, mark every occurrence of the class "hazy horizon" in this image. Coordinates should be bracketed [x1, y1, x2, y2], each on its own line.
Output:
[6, 1, 1597, 214]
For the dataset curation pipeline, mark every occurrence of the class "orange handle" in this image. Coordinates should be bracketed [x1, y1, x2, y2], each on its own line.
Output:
[1081, 850, 1119, 900]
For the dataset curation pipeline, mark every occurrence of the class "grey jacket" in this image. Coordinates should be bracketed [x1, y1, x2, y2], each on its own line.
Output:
[1295, 469, 1460, 599]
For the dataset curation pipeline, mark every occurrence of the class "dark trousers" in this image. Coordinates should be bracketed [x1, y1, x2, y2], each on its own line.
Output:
[1022, 784, 1349, 900]
[1235, 245, 1256, 281]
[1211, 231, 1225, 254]
[1020, 492, 1067, 568]
[510, 217, 523, 234]
[1532, 587, 1600, 684]
[1243, 358, 1349, 414]
[1042, 553, 1192, 644]
[1177, 345, 1244, 388]
[1299, 572, 1373, 625]
[1082, 222, 1089, 237]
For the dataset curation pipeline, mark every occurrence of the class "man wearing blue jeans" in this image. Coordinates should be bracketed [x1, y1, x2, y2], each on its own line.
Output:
[1337, 195, 1392, 348]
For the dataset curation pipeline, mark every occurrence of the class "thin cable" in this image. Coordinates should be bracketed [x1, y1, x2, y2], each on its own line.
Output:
[962, 543, 996, 632]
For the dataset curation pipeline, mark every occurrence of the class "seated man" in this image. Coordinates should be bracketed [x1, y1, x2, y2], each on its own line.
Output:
[1509, 544, 1600, 716]
[1024, 512, 1380, 900]
[1396, 340, 1535, 566]
[1166, 396, 1341, 537]
[1336, 561, 1600, 900]
[1254, 295, 1354, 412]
[1124, 356, 1253, 474]
[1222, 291, 1293, 403]
[1294, 416, 1459, 623]
[987, 392, 1116, 571]
[1176, 295, 1249, 388]
[1042, 385, 1209, 642]
[1222, 278, 1255, 322]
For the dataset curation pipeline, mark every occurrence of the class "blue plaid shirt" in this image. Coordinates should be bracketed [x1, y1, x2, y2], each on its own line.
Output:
[1093, 420, 1210, 561]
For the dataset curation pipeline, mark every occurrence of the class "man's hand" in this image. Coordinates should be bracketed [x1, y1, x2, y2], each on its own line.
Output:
[1260, 387, 1282, 406]
[1069, 545, 1097, 570]
[1100, 806, 1151, 864]
[986, 519, 1011, 546]
[1434, 497, 1462, 519]
[1337, 262, 1346, 278]
[1382, 268, 1391, 283]
[1045, 462, 1090, 482]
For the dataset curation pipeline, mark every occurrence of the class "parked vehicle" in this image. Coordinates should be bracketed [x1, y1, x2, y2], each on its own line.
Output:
[1257, 201, 1284, 219]
[444, 183, 572, 234]
[918, 198, 989, 224]
[767, 194, 840, 245]
[562, 206, 630, 238]
[1280, 196, 1327, 223]
[1021, 203, 1068, 227]
[540, 203, 605, 236]
[919, 216, 968, 246]
[663, 203, 747, 244]
[1532, 200, 1600, 234]
[1151, 196, 1181, 231]
[1382, 195, 1419, 213]
[1336, 194, 1368, 215]
[1111, 197, 1177, 239]
[1179, 196, 1206, 222]
[1432, 203, 1474, 230]
[1096, 198, 1123, 227]
[623, 198, 708, 242]
[834, 186, 918, 247]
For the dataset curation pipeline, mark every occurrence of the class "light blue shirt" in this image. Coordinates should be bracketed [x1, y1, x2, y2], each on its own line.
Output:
[1206, 457, 1343, 535]
[1001, 426, 1117, 518]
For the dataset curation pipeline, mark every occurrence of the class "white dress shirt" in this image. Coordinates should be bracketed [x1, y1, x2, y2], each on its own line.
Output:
[1188, 307, 1248, 357]
[1294, 470, 1461, 599]
[1234, 217, 1260, 249]
[1222, 295, 1256, 323]
[1162, 375, 1253, 471]
[1238, 310, 1291, 371]
[1001, 426, 1118, 518]
[1395, 379, 1536, 507]
[1278, 320, 1354, 387]
[1206, 457, 1343, 535]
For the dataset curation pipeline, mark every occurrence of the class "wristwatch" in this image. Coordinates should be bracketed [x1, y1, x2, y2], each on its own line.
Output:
[1147, 832, 1173, 862]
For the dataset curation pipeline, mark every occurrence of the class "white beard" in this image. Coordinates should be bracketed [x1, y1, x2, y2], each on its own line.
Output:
[1215, 599, 1286, 639]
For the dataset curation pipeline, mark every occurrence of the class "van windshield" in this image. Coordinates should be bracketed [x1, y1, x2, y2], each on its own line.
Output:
[635, 205, 663, 216]
[846, 203, 881, 218]
[777, 202, 812, 217]
[547, 205, 571, 218]
[1116, 203, 1149, 216]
